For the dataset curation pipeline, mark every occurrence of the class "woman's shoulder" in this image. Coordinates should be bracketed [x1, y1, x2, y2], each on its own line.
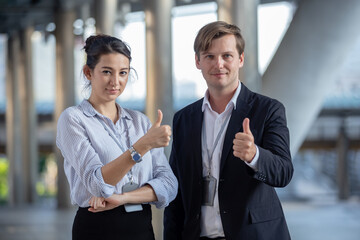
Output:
[58, 105, 84, 124]
[122, 108, 150, 122]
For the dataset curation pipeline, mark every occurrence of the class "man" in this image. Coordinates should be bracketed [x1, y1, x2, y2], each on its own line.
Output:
[164, 21, 293, 240]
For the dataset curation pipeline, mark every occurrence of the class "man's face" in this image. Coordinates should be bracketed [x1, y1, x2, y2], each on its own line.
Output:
[195, 34, 244, 94]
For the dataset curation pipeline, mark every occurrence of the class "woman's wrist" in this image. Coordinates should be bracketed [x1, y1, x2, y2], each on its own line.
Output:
[121, 192, 130, 205]
[132, 138, 151, 156]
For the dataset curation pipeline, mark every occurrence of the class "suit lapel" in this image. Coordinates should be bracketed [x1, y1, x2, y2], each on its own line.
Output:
[220, 84, 253, 173]
[190, 100, 204, 178]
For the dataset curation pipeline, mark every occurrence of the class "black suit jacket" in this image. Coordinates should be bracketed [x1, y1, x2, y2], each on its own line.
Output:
[164, 83, 293, 240]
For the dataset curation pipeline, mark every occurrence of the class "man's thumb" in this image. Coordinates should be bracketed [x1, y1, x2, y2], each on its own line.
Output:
[242, 118, 251, 134]
[154, 109, 163, 127]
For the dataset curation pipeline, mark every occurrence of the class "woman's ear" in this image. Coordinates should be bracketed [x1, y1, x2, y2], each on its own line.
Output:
[83, 65, 92, 80]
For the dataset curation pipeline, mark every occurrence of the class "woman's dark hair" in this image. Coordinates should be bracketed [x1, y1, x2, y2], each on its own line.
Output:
[83, 34, 132, 70]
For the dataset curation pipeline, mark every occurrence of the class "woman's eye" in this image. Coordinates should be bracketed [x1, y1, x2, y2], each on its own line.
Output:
[103, 70, 111, 75]
[120, 71, 128, 76]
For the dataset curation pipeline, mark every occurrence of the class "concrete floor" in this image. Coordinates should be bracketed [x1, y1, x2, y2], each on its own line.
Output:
[0, 198, 360, 240]
[284, 198, 360, 240]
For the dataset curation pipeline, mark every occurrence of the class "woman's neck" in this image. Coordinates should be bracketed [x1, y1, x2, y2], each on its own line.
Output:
[88, 98, 119, 124]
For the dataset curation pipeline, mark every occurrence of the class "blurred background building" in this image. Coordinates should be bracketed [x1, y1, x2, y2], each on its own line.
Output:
[0, 0, 360, 239]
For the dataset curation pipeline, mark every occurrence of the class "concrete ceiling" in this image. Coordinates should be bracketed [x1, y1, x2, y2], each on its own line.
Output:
[0, 0, 296, 34]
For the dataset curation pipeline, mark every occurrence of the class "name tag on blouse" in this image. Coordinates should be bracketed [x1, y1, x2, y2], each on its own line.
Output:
[122, 182, 143, 212]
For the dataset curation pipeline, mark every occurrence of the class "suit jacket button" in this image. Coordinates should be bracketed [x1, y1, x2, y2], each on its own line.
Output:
[196, 214, 200, 219]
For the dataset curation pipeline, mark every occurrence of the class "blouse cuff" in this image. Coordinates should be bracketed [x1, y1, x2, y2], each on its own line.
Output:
[146, 179, 169, 209]
[94, 168, 116, 198]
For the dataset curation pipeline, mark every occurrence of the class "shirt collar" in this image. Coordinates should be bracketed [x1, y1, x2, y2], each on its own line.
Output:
[201, 81, 242, 112]
[80, 99, 133, 121]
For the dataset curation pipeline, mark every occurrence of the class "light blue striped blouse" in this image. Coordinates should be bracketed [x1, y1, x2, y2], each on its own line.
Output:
[56, 100, 178, 208]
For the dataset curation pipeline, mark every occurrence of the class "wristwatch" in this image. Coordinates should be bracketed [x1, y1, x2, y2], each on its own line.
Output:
[129, 146, 142, 163]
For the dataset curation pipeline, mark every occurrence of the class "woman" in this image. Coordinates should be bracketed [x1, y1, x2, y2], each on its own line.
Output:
[56, 34, 178, 240]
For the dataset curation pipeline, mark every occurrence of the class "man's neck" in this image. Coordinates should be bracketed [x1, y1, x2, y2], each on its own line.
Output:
[208, 89, 235, 114]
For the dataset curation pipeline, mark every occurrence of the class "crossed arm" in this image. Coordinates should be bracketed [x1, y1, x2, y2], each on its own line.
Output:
[88, 184, 156, 213]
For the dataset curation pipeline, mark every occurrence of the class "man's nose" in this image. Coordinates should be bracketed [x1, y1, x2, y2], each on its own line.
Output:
[215, 56, 225, 68]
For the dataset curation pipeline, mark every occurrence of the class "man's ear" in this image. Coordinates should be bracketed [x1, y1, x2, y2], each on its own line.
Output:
[195, 53, 201, 70]
[239, 52, 244, 68]
[83, 65, 92, 80]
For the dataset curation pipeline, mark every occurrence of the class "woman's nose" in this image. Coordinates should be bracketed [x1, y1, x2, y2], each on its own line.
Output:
[110, 76, 118, 87]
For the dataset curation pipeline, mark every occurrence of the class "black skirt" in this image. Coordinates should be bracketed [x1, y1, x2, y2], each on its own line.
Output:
[72, 204, 155, 240]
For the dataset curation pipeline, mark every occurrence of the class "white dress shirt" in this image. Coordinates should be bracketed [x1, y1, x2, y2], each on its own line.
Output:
[200, 82, 259, 238]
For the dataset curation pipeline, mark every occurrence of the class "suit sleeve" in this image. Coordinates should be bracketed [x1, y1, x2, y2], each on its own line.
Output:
[163, 115, 185, 240]
[253, 100, 294, 188]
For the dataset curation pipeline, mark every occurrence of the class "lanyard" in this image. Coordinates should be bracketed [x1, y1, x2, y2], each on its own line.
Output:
[96, 114, 135, 182]
[202, 112, 231, 176]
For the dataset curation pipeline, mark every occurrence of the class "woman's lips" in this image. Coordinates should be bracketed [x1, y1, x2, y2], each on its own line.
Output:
[106, 88, 120, 94]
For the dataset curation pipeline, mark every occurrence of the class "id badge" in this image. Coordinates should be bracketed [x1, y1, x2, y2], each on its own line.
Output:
[202, 175, 217, 206]
[122, 182, 143, 212]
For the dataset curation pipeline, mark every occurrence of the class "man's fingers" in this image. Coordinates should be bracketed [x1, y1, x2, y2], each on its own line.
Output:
[242, 118, 251, 135]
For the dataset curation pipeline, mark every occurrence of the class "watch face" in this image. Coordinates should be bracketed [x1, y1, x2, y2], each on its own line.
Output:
[133, 153, 141, 162]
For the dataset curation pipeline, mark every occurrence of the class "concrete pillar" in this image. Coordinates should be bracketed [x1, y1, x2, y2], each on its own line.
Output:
[337, 120, 349, 200]
[144, 0, 174, 126]
[144, 1, 174, 238]
[262, 0, 360, 155]
[6, 32, 25, 205]
[217, 0, 232, 23]
[19, 26, 38, 203]
[217, 0, 261, 92]
[55, 9, 76, 209]
[94, 0, 118, 35]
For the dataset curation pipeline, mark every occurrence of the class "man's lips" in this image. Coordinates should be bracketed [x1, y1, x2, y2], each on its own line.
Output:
[211, 72, 227, 77]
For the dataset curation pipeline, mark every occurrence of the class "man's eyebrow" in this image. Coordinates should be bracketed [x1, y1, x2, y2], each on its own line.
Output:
[201, 51, 234, 55]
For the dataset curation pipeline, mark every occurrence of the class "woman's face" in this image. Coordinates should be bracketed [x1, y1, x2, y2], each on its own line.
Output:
[85, 53, 130, 104]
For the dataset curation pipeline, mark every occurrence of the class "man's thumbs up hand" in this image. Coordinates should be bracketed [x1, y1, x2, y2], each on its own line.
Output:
[242, 118, 252, 135]
[233, 118, 256, 163]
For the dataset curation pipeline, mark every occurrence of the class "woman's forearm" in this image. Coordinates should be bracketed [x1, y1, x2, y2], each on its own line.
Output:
[124, 184, 157, 204]
[108, 184, 157, 205]
[101, 136, 152, 186]
[101, 150, 136, 186]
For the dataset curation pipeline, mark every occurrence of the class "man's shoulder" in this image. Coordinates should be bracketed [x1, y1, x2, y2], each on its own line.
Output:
[174, 98, 203, 117]
[241, 84, 284, 109]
